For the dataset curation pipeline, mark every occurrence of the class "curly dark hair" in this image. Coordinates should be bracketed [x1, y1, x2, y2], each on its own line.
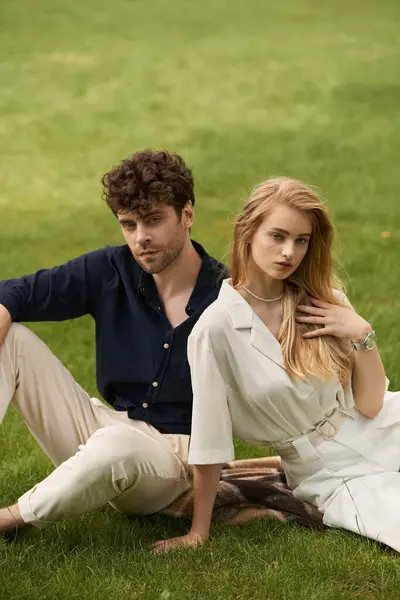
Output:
[102, 149, 195, 217]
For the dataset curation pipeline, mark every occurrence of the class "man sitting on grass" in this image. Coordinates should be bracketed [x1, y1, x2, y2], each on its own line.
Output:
[0, 149, 226, 534]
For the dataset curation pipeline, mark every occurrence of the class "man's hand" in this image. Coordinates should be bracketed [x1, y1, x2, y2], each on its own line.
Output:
[0, 304, 11, 347]
[152, 530, 207, 554]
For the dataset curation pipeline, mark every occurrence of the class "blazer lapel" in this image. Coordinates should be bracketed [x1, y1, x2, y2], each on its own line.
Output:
[249, 313, 286, 370]
[220, 280, 286, 371]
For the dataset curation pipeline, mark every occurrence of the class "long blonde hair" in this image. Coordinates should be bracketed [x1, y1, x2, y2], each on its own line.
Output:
[231, 177, 352, 385]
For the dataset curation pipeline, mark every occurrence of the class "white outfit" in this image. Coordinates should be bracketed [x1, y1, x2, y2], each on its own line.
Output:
[188, 280, 400, 551]
[0, 324, 190, 528]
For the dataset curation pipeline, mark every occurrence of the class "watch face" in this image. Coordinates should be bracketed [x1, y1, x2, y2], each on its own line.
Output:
[366, 332, 377, 349]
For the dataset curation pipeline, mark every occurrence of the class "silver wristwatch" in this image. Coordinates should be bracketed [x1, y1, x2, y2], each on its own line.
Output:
[352, 330, 377, 351]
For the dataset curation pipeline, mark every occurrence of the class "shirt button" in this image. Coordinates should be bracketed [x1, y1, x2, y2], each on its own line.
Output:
[163, 343, 169, 349]
[142, 402, 148, 408]
[152, 381, 158, 387]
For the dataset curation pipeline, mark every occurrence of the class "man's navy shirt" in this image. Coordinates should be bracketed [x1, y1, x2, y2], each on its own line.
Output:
[0, 241, 226, 434]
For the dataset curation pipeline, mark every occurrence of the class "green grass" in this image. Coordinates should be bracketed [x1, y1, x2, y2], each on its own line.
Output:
[1, 0, 400, 597]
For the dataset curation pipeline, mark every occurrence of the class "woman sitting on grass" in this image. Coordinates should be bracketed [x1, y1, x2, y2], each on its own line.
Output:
[155, 176, 400, 553]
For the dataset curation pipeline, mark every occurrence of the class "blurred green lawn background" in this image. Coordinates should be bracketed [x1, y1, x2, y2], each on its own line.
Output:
[1, 1, 400, 598]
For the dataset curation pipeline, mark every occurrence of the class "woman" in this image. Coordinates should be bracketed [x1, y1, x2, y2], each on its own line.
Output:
[154, 177, 399, 553]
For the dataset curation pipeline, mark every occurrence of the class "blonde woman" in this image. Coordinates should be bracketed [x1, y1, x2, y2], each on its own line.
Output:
[154, 177, 400, 553]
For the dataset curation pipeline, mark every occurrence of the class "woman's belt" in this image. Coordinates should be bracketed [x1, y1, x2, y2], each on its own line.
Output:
[267, 409, 351, 461]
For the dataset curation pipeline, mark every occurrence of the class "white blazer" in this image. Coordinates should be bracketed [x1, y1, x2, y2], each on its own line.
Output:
[188, 281, 400, 555]
[187, 279, 355, 465]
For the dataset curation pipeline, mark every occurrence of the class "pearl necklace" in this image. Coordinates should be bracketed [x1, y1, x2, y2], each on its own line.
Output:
[242, 286, 284, 303]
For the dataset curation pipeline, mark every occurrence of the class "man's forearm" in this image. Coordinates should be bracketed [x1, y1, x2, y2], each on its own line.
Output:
[190, 464, 222, 539]
[0, 304, 12, 346]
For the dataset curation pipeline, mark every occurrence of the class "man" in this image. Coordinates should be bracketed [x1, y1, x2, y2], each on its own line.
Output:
[0, 149, 226, 533]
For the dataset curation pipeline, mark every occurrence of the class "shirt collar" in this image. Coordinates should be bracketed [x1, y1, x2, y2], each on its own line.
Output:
[187, 241, 227, 312]
[218, 279, 254, 328]
[218, 279, 285, 369]
[137, 240, 227, 313]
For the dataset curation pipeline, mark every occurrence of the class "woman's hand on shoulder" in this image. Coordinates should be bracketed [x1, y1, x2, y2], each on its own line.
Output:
[296, 297, 372, 342]
[152, 530, 207, 554]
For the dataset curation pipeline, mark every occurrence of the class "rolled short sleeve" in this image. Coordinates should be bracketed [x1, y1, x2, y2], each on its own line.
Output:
[0, 249, 115, 322]
[187, 330, 234, 465]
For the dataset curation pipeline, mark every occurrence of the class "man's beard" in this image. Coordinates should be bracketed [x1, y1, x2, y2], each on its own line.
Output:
[136, 236, 185, 274]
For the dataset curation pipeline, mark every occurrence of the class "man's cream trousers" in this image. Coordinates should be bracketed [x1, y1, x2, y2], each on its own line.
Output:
[0, 324, 191, 528]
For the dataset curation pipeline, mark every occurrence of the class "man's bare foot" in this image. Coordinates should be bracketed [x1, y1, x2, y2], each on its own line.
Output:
[0, 504, 26, 533]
